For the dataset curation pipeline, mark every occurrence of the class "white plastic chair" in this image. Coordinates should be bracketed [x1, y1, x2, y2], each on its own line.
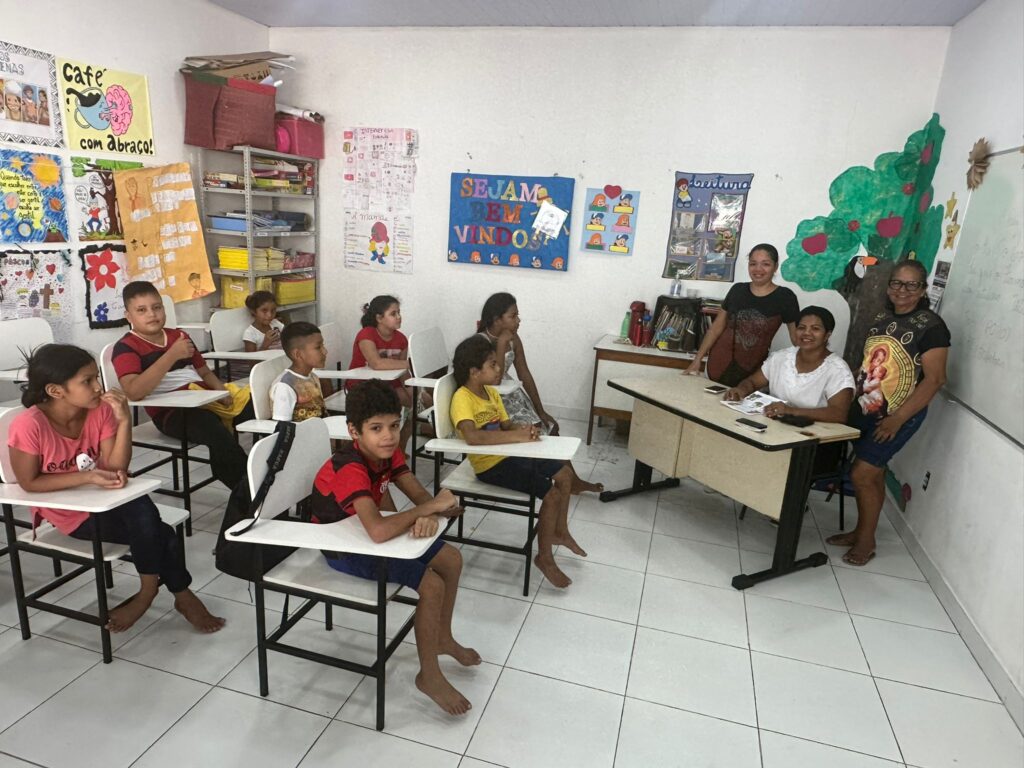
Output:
[317, 321, 346, 412]
[0, 317, 53, 374]
[406, 327, 450, 472]
[225, 418, 434, 730]
[233, 354, 348, 437]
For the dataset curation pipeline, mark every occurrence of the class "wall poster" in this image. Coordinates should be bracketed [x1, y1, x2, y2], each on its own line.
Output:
[0, 41, 63, 147]
[580, 185, 640, 256]
[0, 149, 68, 243]
[0, 248, 72, 339]
[58, 58, 154, 156]
[70, 156, 143, 241]
[80, 242, 129, 329]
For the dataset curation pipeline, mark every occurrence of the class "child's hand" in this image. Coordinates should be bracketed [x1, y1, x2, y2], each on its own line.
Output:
[89, 469, 126, 489]
[411, 515, 439, 538]
[512, 424, 540, 442]
[683, 358, 702, 375]
[167, 335, 195, 362]
[263, 328, 280, 348]
[218, 390, 235, 406]
[432, 488, 457, 513]
[723, 387, 743, 402]
[101, 390, 131, 422]
[438, 505, 464, 519]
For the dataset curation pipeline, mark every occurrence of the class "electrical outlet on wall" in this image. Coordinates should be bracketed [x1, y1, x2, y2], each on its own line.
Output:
[922, 471, 931, 491]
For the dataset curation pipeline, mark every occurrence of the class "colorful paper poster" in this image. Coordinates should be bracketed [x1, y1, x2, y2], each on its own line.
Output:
[664, 171, 754, 282]
[343, 209, 413, 274]
[0, 149, 68, 243]
[0, 41, 63, 147]
[580, 185, 640, 255]
[58, 58, 154, 156]
[80, 243, 129, 329]
[0, 249, 72, 338]
[341, 126, 418, 211]
[113, 163, 213, 303]
[70, 156, 143, 241]
[447, 173, 575, 271]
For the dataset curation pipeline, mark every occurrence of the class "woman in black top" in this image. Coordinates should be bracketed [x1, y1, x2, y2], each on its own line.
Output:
[685, 244, 800, 386]
[828, 260, 950, 565]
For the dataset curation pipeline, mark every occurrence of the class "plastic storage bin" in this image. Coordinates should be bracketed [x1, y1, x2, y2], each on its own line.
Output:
[273, 275, 316, 305]
[275, 115, 325, 159]
[220, 276, 272, 308]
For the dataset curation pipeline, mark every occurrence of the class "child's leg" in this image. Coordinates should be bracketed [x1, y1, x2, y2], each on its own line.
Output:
[425, 544, 480, 666]
[413, 569, 471, 715]
[567, 461, 604, 495]
[534, 480, 573, 588]
[158, 408, 248, 490]
[550, 466, 587, 558]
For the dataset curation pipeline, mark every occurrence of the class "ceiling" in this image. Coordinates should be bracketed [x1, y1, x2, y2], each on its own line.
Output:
[209, 0, 987, 28]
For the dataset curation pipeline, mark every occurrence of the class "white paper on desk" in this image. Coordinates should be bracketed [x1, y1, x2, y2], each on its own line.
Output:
[532, 200, 568, 239]
[720, 392, 783, 415]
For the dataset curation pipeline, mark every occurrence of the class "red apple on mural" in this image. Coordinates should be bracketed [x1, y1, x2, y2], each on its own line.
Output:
[920, 142, 933, 165]
[876, 212, 903, 238]
[848, 220, 861, 232]
[918, 190, 932, 212]
[902, 182, 915, 195]
[802, 233, 828, 255]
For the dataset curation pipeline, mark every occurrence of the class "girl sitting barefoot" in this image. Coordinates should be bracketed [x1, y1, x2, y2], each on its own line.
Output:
[7, 344, 224, 634]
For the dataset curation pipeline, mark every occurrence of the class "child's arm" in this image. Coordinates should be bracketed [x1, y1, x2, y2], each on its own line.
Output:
[358, 339, 408, 371]
[119, 335, 197, 401]
[195, 365, 235, 405]
[509, 335, 557, 431]
[457, 418, 536, 445]
[9, 448, 126, 491]
[243, 339, 258, 352]
[97, 391, 133, 471]
[392, 472, 462, 514]
[349, 488, 456, 544]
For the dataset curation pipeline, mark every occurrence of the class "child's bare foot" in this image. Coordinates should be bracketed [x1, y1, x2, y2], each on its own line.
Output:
[534, 554, 572, 588]
[415, 671, 472, 715]
[174, 590, 225, 633]
[555, 533, 587, 557]
[576, 480, 604, 494]
[441, 639, 481, 666]
[105, 589, 156, 633]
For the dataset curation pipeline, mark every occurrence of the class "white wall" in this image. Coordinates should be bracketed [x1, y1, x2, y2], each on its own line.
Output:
[889, 0, 1024, 724]
[269, 25, 948, 418]
[0, 0, 268, 360]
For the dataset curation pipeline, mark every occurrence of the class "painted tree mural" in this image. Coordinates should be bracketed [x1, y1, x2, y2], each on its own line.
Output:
[781, 114, 945, 366]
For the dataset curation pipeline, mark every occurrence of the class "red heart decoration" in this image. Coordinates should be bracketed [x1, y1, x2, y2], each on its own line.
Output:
[46, 264, 56, 274]
[1, 279, 6, 286]
[603, 185, 623, 200]
[58, 287, 64, 293]
[14, 271, 21, 276]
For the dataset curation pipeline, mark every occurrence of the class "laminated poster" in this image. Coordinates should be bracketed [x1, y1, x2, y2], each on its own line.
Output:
[0, 149, 68, 243]
[0, 41, 64, 147]
[70, 156, 144, 241]
[343, 209, 413, 274]
[58, 58, 154, 156]
[80, 242, 129, 329]
[664, 171, 754, 282]
[0, 249, 72, 339]
[580, 185, 640, 256]
[448, 173, 575, 271]
[113, 163, 214, 303]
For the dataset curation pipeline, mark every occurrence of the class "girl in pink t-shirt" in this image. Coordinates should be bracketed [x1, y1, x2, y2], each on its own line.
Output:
[7, 344, 224, 634]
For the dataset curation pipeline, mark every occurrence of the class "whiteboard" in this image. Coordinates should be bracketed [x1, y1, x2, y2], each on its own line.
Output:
[939, 149, 1024, 446]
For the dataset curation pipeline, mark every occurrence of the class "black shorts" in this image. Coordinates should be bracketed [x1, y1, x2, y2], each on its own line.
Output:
[476, 456, 564, 499]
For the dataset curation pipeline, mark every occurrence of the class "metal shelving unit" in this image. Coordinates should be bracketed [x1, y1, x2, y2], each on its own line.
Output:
[197, 145, 320, 322]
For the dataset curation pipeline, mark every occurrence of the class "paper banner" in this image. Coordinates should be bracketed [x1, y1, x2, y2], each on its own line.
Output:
[664, 171, 754, 282]
[70, 156, 143, 242]
[0, 249, 72, 339]
[80, 243, 129, 329]
[0, 41, 64, 147]
[580, 185, 640, 255]
[344, 209, 413, 274]
[0, 149, 68, 243]
[113, 163, 213, 303]
[58, 58, 154, 156]
[447, 173, 575, 271]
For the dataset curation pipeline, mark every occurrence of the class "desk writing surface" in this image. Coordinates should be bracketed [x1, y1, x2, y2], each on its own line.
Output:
[424, 435, 580, 461]
[314, 366, 405, 382]
[594, 334, 695, 361]
[0, 477, 162, 512]
[130, 390, 227, 409]
[202, 350, 284, 362]
[609, 375, 859, 450]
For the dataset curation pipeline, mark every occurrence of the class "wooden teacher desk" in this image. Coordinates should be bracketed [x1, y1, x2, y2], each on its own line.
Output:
[587, 334, 695, 445]
[603, 374, 860, 589]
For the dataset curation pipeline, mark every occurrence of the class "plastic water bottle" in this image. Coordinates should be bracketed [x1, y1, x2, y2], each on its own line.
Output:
[669, 278, 683, 297]
[620, 311, 631, 339]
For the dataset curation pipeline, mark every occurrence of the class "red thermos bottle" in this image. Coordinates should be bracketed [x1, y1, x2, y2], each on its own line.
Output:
[629, 301, 646, 346]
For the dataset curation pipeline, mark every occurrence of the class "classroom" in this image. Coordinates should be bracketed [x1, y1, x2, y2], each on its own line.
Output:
[0, 0, 1021, 766]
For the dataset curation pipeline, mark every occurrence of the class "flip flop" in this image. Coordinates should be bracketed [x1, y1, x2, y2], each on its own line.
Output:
[842, 550, 876, 566]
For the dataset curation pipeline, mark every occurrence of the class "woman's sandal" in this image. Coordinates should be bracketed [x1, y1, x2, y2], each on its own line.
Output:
[842, 550, 876, 566]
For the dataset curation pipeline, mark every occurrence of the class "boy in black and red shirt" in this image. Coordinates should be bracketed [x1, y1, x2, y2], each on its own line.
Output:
[312, 380, 478, 717]
[112, 281, 253, 490]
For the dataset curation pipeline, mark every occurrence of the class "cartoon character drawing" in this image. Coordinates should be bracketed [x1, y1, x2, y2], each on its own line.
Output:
[613, 234, 629, 248]
[943, 210, 960, 249]
[470, 250, 482, 263]
[713, 228, 736, 255]
[589, 212, 604, 226]
[125, 177, 142, 213]
[613, 193, 634, 213]
[615, 213, 632, 228]
[447, 249, 459, 262]
[531, 256, 542, 268]
[489, 253, 500, 265]
[551, 257, 565, 270]
[368, 221, 390, 265]
[858, 346, 890, 415]
[4, 81, 23, 122]
[675, 177, 692, 208]
[66, 86, 110, 130]
[83, 204, 104, 233]
[21, 85, 38, 123]
[509, 253, 520, 267]
[586, 233, 604, 249]
[188, 272, 209, 299]
[37, 89, 50, 126]
[590, 193, 607, 210]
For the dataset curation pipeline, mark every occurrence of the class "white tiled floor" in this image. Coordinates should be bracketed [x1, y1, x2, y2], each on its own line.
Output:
[0, 427, 1020, 767]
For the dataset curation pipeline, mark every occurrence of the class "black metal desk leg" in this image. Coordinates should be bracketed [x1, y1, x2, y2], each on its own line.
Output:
[90, 513, 113, 662]
[599, 460, 680, 502]
[376, 560, 388, 731]
[410, 384, 419, 474]
[3, 503, 31, 639]
[254, 546, 269, 696]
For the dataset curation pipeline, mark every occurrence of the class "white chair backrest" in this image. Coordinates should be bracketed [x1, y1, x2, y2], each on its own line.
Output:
[161, 295, 178, 328]
[99, 343, 119, 391]
[432, 373, 458, 440]
[319, 321, 344, 370]
[0, 405, 25, 483]
[0, 318, 53, 370]
[247, 418, 330, 517]
[249, 354, 291, 420]
[409, 327, 449, 378]
[209, 307, 252, 352]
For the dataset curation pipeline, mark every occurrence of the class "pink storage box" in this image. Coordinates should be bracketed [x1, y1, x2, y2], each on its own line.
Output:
[275, 115, 325, 159]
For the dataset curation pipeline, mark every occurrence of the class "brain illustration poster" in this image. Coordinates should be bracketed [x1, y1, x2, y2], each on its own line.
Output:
[0, 40, 64, 148]
[0, 149, 68, 243]
[580, 185, 640, 255]
[448, 173, 575, 271]
[58, 58, 154, 157]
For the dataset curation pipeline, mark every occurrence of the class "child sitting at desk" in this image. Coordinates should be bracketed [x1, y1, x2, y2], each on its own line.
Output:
[450, 335, 585, 589]
[8, 344, 224, 634]
[242, 290, 284, 352]
[311, 380, 478, 715]
[349, 295, 412, 448]
[113, 281, 254, 491]
[270, 321, 327, 422]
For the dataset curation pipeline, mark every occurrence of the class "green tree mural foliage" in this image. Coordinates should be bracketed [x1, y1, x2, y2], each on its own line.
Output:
[782, 114, 945, 290]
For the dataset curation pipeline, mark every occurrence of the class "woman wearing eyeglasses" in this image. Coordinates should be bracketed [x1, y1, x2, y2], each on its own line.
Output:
[828, 259, 950, 565]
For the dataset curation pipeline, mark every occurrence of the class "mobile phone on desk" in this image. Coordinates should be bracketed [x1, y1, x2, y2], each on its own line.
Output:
[735, 417, 768, 433]
[704, 384, 728, 394]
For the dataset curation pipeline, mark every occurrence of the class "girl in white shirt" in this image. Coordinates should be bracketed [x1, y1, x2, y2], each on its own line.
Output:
[242, 290, 284, 351]
[725, 306, 854, 423]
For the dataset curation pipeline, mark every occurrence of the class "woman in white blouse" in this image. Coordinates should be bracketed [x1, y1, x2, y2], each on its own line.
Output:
[724, 306, 854, 423]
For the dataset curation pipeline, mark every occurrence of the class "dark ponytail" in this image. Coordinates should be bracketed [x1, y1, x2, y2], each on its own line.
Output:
[885, 259, 931, 312]
[478, 292, 517, 332]
[21, 344, 96, 408]
[244, 290, 275, 314]
[360, 295, 400, 328]
[748, 243, 779, 264]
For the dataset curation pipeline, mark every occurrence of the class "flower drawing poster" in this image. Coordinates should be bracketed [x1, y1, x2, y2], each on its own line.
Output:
[58, 58, 154, 157]
[80, 243, 129, 328]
